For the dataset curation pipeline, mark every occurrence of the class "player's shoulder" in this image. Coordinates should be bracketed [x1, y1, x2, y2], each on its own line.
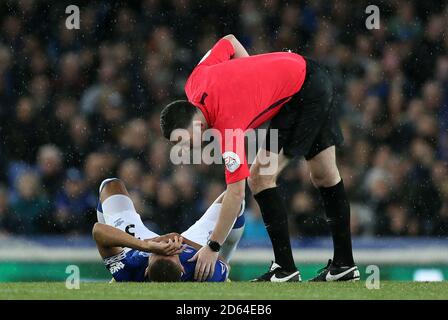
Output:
[182, 244, 197, 255]
[104, 249, 148, 268]
[178, 245, 197, 262]
[128, 249, 150, 261]
[105, 249, 149, 282]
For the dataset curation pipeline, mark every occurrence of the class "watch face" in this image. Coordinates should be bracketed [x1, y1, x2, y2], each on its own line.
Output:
[208, 240, 220, 252]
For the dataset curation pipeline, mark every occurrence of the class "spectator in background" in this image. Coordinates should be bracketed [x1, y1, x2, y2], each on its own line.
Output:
[289, 191, 327, 237]
[382, 201, 416, 236]
[36, 145, 64, 199]
[118, 158, 143, 192]
[0, 186, 12, 235]
[92, 89, 126, 146]
[81, 59, 119, 115]
[65, 115, 94, 168]
[10, 171, 51, 234]
[5, 97, 47, 163]
[49, 97, 78, 149]
[140, 173, 158, 213]
[153, 180, 182, 234]
[55, 52, 85, 97]
[118, 118, 149, 162]
[172, 168, 199, 223]
[53, 168, 96, 234]
[83, 151, 115, 193]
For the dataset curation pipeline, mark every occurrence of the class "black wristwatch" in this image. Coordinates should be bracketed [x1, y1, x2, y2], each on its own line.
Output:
[207, 240, 221, 252]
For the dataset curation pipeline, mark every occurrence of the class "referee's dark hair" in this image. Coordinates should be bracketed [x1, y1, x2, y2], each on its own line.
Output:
[147, 257, 182, 282]
[160, 100, 197, 140]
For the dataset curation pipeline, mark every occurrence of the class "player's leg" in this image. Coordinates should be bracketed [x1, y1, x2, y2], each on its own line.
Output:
[181, 192, 245, 262]
[96, 178, 119, 223]
[307, 146, 359, 281]
[98, 178, 159, 240]
[248, 149, 301, 282]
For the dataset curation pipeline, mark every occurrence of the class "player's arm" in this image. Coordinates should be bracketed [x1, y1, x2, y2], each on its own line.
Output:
[211, 180, 245, 245]
[148, 232, 182, 243]
[150, 233, 212, 252]
[189, 180, 245, 281]
[152, 233, 199, 249]
[92, 223, 184, 259]
[223, 34, 249, 58]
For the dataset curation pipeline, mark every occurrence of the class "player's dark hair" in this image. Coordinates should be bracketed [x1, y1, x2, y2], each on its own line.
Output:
[147, 258, 182, 282]
[160, 100, 197, 140]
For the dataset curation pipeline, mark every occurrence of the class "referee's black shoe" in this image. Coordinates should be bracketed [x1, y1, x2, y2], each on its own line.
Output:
[251, 262, 301, 282]
[310, 259, 360, 282]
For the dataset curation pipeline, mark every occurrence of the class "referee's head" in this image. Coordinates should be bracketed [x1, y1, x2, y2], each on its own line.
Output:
[160, 100, 197, 140]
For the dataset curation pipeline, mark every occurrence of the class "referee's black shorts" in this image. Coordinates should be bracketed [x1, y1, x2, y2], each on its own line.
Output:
[265, 57, 343, 160]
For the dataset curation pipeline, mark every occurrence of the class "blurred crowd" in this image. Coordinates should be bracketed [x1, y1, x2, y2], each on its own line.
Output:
[0, 0, 448, 240]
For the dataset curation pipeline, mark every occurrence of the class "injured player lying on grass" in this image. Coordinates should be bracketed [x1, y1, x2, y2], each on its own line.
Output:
[93, 178, 245, 282]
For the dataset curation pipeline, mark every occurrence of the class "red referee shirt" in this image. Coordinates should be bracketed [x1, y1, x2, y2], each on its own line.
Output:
[185, 38, 307, 184]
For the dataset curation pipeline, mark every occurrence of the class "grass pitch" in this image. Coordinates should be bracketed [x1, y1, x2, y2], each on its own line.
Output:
[0, 281, 447, 300]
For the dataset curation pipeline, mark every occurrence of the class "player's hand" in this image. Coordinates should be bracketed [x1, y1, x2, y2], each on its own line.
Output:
[151, 233, 181, 243]
[147, 236, 185, 256]
[188, 245, 218, 282]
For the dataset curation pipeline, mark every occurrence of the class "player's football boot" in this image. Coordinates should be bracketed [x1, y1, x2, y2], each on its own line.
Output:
[309, 259, 360, 282]
[250, 262, 301, 282]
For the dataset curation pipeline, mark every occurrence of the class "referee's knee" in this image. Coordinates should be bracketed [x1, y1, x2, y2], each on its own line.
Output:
[248, 170, 277, 195]
[309, 171, 340, 188]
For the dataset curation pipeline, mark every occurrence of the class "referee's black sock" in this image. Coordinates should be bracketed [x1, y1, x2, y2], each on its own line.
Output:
[254, 187, 296, 272]
[319, 180, 355, 267]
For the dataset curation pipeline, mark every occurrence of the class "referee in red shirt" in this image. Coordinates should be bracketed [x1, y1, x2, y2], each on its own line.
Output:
[160, 35, 359, 282]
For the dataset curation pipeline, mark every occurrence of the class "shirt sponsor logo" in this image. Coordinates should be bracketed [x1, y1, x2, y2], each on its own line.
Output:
[223, 151, 240, 173]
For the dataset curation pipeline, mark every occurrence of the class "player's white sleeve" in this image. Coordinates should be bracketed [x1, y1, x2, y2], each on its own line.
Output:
[101, 194, 159, 240]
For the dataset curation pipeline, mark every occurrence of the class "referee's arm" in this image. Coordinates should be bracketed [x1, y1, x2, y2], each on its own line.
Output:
[223, 34, 250, 58]
[209, 179, 245, 245]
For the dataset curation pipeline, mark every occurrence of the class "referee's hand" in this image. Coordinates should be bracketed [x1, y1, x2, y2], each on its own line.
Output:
[188, 245, 219, 281]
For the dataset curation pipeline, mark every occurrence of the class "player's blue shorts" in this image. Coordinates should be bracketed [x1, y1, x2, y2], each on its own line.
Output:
[104, 245, 228, 282]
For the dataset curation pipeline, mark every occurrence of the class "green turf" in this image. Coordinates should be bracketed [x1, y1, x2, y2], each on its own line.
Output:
[0, 281, 447, 300]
